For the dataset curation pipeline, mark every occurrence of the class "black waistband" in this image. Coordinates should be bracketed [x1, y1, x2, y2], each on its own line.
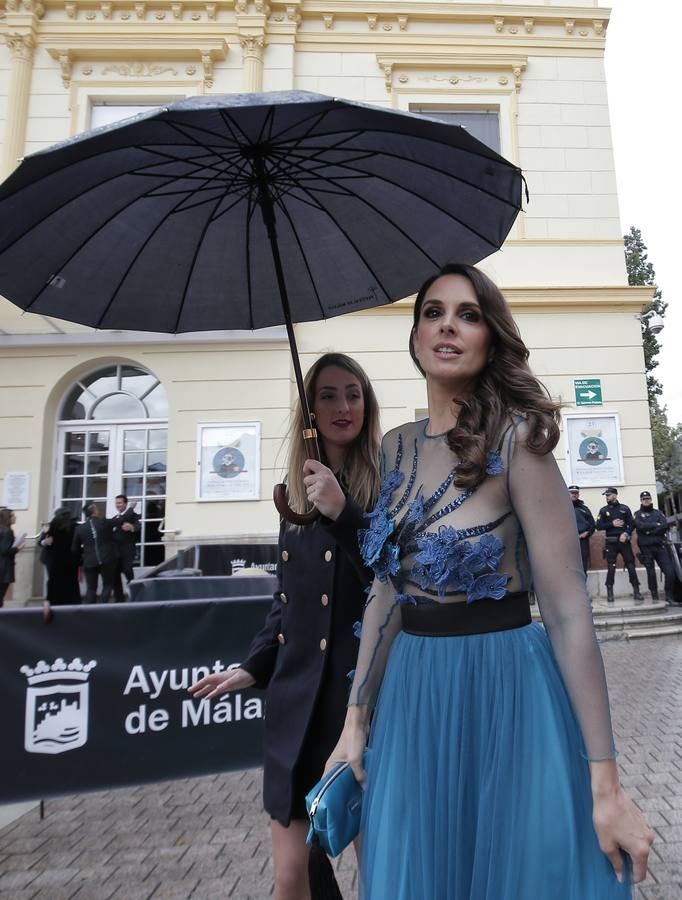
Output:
[400, 591, 531, 637]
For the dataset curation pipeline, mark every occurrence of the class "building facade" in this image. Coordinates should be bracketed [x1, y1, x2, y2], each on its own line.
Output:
[0, 0, 655, 601]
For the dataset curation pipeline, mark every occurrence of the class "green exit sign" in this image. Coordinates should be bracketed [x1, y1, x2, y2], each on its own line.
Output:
[574, 379, 602, 406]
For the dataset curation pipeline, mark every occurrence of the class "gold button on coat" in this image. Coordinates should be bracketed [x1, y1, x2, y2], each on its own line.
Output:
[320, 638, 327, 651]
[324, 550, 333, 562]
[320, 594, 329, 606]
[280, 592, 288, 604]
[277, 633, 286, 645]
[281, 550, 289, 561]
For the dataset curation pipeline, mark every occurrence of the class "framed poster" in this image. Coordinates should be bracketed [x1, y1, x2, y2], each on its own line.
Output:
[564, 413, 625, 488]
[196, 423, 261, 502]
[3, 472, 30, 509]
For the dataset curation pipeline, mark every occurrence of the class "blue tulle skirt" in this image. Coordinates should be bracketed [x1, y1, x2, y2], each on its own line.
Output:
[360, 622, 632, 899]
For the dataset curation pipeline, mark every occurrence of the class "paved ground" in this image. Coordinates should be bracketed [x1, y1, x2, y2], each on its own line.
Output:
[1, 635, 681, 900]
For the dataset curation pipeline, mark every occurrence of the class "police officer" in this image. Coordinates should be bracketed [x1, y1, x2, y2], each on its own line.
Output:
[596, 487, 643, 603]
[568, 485, 595, 575]
[634, 490, 675, 605]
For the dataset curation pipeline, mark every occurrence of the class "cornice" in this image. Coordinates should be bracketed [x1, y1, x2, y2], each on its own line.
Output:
[46, 35, 226, 85]
[2, 0, 608, 48]
[354, 286, 654, 316]
[377, 51, 527, 94]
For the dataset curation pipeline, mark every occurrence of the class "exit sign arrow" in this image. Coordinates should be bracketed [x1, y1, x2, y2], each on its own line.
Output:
[574, 379, 603, 406]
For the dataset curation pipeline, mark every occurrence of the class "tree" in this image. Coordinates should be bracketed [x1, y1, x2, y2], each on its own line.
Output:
[624, 226, 667, 402]
[624, 226, 682, 493]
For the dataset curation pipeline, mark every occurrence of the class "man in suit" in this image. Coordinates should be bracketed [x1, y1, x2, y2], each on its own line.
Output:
[111, 493, 140, 602]
[71, 502, 119, 603]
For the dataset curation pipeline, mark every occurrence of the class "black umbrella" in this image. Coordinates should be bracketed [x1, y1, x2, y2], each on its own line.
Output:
[0, 90, 524, 524]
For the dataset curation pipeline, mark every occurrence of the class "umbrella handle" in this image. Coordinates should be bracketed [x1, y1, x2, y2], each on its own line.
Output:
[273, 426, 322, 526]
[273, 483, 320, 526]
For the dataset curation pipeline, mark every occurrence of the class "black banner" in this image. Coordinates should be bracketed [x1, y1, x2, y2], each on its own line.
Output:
[0, 598, 271, 803]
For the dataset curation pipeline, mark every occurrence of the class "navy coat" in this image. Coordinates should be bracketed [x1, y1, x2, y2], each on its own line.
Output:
[241, 496, 371, 825]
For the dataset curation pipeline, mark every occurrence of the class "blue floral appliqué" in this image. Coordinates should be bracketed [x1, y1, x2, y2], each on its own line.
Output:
[352, 620, 362, 639]
[486, 450, 504, 476]
[413, 530, 509, 604]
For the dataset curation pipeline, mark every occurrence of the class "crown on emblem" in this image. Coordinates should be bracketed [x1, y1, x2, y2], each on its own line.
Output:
[230, 558, 246, 569]
[20, 658, 97, 685]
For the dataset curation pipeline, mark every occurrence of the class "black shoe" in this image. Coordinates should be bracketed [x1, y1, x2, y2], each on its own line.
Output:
[633, 589, 644, 603]
[606, 588, 614, 603]
[651, 590, 660, 604]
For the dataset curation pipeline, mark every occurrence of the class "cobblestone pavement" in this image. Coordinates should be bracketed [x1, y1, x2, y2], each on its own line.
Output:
[1, 636, 681, 900]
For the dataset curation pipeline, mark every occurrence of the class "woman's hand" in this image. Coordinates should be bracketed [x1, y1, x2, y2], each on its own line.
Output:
[188, 667, 255, 700]
[591, 762, 654, 883]
[303, 459, 346, 520]
[41, 536, 54, 547]
[324, 706, 370, 785]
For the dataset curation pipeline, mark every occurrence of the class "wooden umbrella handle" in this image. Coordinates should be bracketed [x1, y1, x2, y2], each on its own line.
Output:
[273, 428, 321, 526]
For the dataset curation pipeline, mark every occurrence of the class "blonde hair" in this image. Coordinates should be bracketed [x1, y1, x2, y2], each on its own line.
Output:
[285, 353, 381, 515]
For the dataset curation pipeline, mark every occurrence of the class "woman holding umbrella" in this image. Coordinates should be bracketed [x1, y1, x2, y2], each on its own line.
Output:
[327, 265, 653, 898]
[190, 352, 381, 900]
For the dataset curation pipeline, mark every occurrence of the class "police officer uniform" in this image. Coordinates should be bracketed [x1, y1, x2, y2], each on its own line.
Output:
[240, 497, 370, 826]
[634, 490, 675, 604]
[596, 487, 643, 602]
[568, 485, 595, 575]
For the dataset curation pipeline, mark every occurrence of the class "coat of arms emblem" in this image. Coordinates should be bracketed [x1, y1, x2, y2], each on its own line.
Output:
[20, 658, 97, 755]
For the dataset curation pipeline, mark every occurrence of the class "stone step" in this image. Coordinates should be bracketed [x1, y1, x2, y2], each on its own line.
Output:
[594, 612, 682, 630]
[599, 625, 682, 641]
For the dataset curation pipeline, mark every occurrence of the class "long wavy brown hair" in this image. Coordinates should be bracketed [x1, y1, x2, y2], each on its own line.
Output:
[286, 353, 382, 515]
[0, 508, 14, 529]
[409, 263, 561, 489]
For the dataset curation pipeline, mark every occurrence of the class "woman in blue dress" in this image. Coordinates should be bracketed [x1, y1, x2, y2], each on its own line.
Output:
[326, 264, 653, 899]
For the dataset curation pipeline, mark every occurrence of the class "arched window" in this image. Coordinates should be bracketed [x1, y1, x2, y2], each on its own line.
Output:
[56, 364, 168, 569]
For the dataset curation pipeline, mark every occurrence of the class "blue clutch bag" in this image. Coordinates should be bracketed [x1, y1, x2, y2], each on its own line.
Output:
[305, 753, 368, 858]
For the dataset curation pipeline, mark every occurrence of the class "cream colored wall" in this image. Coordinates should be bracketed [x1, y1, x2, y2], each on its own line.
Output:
[0, 1, 656, 603]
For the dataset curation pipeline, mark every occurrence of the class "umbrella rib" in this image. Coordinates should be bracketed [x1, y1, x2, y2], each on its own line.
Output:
[270, 196, 326, 320]
[20, 172, 188, 313]
[256, 104, 276, 146]
[275, 123, 518, 172]
[266, 106, 333, 146]
[244, 183, 258, 331]
[265, 150, 441, 268]
[285, 152, 507, 250]
[171, 194, 225, 333]
[91, 189, 220, 329]
[284, 140, 520, 210]
[218, 108, 255, 147]
[277, 179, 391, 307]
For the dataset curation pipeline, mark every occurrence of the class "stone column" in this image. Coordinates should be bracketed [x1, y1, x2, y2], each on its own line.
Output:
[2, 32, 36, 178]
[239, 34, 266, 92]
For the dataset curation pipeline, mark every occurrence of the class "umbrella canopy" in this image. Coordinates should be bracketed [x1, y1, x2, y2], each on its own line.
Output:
[0, 90, 524, 523]
[0, 91, 522, 333]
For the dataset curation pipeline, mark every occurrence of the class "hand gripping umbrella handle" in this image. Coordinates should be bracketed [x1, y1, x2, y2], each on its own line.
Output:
[273, 428, 321, 526]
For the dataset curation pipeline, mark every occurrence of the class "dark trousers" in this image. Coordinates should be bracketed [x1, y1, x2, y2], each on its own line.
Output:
[604, 540, 640, 588]
[84, 563, 116, 604]
[113, 547, 135, 602]
[0, 582, 10, 605]
[638, 544, 675, 597]
[579, 537, 590, 575]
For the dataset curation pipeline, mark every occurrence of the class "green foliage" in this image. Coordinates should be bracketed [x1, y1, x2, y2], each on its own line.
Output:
[624, 226, 667, 401]
[624, 226, 682, 491]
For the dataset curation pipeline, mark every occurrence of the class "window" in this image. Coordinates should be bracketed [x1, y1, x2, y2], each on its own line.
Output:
[410, 107, 501, 153]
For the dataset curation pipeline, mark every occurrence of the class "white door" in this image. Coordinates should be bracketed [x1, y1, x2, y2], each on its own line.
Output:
[55, 424, 167, 567]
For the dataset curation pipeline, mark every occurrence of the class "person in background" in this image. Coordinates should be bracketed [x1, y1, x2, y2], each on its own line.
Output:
[72, 501, 133, 604]
[569, 484, 595, 576]
[0, 507, 23, 606]
[111, 493, 140, 602]
[596, 487, 643, 604]
[634, 490, 676, 605]
[327, 264, 652, 899]
[190, 352, 381, 900]
[40, 507, 81, 605]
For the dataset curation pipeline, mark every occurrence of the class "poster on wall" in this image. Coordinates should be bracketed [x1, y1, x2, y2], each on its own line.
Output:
[197, 423, 261, 502]
[564, 413, 624, 488]
[3, 472, 30, 509]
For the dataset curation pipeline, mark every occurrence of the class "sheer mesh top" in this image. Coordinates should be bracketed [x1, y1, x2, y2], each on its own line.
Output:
[349, 416, 616, 761]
